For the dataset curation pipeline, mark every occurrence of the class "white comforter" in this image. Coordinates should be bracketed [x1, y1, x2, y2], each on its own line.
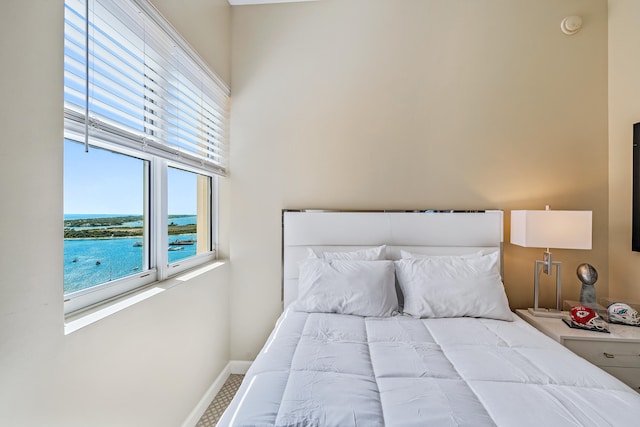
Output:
[217, 310, 640, 426]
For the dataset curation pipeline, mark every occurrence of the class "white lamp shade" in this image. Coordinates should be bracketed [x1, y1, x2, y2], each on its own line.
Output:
[511, 210, 592, 250]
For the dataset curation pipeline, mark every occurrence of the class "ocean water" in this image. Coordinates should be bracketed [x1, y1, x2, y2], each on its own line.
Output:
[64, 215, 197, 294]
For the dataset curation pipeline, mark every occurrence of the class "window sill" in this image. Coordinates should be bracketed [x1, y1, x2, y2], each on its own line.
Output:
[64, 260, 227, 335]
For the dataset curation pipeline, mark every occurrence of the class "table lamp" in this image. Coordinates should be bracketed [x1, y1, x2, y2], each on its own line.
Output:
[511, 206, 592, 317]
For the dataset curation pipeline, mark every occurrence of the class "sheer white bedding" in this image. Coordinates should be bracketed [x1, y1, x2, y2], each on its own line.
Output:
[217, 310, 640, 427]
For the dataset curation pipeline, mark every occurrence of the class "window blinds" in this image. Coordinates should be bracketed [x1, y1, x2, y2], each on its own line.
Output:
[64, 0, 229, 176]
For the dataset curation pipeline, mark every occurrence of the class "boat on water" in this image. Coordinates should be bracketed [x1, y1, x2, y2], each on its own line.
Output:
[168, 246, 184, 251]
[133, 241, 143, 247]
[169, 239, 195, 246]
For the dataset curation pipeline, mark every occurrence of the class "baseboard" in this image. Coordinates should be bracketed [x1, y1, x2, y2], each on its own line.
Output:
[180, 363, 230, 427]
[181, 360, 252, 427]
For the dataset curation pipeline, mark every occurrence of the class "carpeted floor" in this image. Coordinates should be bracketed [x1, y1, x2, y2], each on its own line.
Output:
[196, 374, 244, 427]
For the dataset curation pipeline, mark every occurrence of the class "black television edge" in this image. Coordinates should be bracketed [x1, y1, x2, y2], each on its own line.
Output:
[633, 122, 640, 251]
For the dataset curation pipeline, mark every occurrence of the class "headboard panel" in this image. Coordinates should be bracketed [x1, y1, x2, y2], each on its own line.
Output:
[282, 210, 504, 308]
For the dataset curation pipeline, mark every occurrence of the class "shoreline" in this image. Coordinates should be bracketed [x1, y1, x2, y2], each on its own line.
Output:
[64, 233, 196, 241]
[65, 224, 196, 239]
[64, 236, 141, 241]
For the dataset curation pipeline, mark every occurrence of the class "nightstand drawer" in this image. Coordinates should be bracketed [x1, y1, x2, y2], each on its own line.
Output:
[564, 339, 640, 368]
[599, 366, 640, 392]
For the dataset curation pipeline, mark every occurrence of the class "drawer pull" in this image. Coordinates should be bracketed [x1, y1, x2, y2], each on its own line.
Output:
[603, 352, 615, 359]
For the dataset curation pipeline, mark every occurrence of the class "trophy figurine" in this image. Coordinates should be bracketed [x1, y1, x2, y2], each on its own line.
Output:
[577, 263, 598, 309]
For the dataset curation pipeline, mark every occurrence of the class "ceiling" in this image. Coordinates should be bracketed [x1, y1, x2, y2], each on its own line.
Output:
[228, 0, 317, 5]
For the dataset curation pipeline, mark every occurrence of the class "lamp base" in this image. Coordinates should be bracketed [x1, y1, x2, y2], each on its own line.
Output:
[527, 307, 568, 318]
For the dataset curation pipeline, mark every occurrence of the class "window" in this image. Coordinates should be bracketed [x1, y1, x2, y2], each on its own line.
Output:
[167, 167, 212, 265]
[64, 140, 150, 295]
[63, 0, 229, 314]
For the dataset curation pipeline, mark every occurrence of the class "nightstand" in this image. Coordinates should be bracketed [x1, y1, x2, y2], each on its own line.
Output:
[516, 309, 640, 392]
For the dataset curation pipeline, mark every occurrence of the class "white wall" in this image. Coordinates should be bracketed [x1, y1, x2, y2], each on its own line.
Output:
[608, 0, 640, 303]
[229, 0, 609, 360]
[0, 1, 231, 426]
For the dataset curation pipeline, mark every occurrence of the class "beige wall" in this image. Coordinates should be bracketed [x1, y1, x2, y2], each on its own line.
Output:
[230, 0, 609, 359]
[608, 0, 640, 303]
[0, 1, 231, 426]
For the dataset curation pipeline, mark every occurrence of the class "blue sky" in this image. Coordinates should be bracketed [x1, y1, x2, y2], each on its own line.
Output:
[64, 139, 196, 215]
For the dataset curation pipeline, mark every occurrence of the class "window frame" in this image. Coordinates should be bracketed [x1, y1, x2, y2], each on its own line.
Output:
[64, 139, 219, 315]
[165, 162, 216, 271]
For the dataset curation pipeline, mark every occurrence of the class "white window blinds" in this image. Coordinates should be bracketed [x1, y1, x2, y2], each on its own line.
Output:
[64, 0, 229, 176]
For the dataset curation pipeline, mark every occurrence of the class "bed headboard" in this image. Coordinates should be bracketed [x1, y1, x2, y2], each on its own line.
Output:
[282, 210, 504, 308]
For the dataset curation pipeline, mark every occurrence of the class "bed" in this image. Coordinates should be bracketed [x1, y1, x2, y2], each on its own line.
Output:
[217, 210, 640, 426]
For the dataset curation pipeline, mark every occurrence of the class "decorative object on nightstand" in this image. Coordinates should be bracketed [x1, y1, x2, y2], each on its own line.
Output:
[511, 206, 592, 317]
[608, 302, 640, 327]
[577, 263, 598, 308]
[563, 305, 609, 333]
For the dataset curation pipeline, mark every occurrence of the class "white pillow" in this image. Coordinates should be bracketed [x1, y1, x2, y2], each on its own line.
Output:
[395, 252, 512, 321]
[307, 245, 386, 261]
[293, 259, 398, 317]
